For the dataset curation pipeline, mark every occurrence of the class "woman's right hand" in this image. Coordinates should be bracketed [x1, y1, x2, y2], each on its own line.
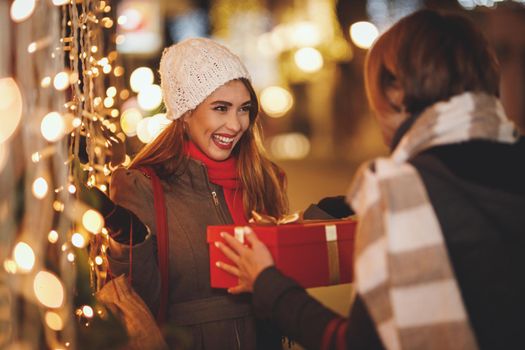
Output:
[215, 227, 274, 294]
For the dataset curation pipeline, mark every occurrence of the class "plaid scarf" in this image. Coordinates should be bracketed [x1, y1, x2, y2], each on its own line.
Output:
[347, 92, 518, 350]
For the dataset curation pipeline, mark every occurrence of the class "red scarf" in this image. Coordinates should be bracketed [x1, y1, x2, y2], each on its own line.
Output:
[186, 141, 247, 225]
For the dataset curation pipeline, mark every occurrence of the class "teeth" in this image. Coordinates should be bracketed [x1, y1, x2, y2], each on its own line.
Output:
[213, 134, 234, 144]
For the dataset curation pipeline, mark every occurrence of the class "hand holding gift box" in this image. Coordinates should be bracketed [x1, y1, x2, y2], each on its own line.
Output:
[207, 213, 357, 290]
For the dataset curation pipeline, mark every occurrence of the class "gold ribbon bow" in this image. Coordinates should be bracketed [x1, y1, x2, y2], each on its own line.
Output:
[249, 210, 304, 225]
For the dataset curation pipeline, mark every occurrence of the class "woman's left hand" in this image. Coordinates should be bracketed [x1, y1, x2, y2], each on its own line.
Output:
[215, 227, 274, 294]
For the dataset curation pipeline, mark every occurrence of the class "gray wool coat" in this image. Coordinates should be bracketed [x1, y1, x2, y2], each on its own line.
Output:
[106, 159, 281, 350]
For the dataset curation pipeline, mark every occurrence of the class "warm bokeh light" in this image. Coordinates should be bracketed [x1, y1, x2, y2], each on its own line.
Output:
[52, 0, 70, 6]
[33, 271, 65, 308]
[117, 15, 127, 26]
[41, 76, 51, 88]
[147, 113, 171, 140]
[260, 86, 294, 118]
[10, 0, 36, 22]
[4, 259, 17, 274]
[257, 33, 278, 58]
[48, 230, 59, 244]
[0, 77, 23, 143]
[67, 252, 75, 262]
[120, 108, 143, 136]
[53, 71, 70, 91]
[53, 200, 65, 212]
[32, 177, 49, 199]
[136, 117, 154, 143]
[45, 311, 64, 331]
[137, 84, 162, 111]
[72, 117, 82, 128]
[119, 8, 142, 31]
[82, 209, 104, 234]
[114, 66, 124, 77]
[291, 21, 322, 47]
[13, 242, 35, 272]
[41, 112, 66, 142]
[27, 42, 37, 53]
[82, 305, 94, 318]
[130, 67, 154, 93]
[67, 184, 76, 194]
[103, 97, 114, 108]
[71, 232, 86, 248]
[106, 86, 117, 98]
[94, 256, 104, 265]
[349, 21, 379, 50]
[294, 47, 324, 73]
[270, 133, 311, 160]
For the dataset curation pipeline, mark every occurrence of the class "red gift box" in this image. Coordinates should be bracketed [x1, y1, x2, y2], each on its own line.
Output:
[207, 219, 357, 289]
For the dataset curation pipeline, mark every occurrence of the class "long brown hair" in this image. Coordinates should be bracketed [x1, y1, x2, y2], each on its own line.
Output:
[129, 78, 288, 218]
[365, 9, 499, 116]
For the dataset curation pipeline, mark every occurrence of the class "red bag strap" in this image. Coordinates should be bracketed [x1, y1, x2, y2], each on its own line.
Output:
[321, 317, 345, 350]
[140, 167, 169, 325]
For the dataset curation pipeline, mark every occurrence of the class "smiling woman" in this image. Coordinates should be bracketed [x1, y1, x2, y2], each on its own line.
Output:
[101, 38, 288, 349]
[185, 80, 252, 161]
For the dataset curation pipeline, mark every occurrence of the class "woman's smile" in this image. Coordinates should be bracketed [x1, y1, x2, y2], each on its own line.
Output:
[185, 79, 251, 161]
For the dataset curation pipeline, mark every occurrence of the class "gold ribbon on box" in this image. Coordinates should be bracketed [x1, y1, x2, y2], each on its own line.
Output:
[249, 210, 304, 225]
[248, 211, 341, 285]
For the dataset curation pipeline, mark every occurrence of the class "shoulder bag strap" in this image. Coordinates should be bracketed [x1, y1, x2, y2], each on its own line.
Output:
[140, 167, 169, 325]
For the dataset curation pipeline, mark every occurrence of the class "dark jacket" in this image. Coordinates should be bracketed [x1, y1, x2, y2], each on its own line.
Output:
[252, 138, 525, 349]
[107, 159, 281, 350]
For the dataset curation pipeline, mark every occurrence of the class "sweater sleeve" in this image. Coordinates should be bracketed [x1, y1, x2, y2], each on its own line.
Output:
[252, 267, 339, 349]
[252, 267, 385, 350]
[106, 167, 161, 314]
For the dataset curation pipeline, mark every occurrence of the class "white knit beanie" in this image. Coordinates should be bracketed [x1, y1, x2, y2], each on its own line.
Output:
[159, 37, 252, 121]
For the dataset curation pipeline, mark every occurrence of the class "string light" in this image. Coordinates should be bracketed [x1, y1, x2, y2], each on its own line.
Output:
[53, 200, 65, 212]
[67, 184, 76, 194]
[52, 0, 70, 6]
[0, 77, 23, 143]
[260, 86, 294, 118]
[33, 271, 65, 308]
[349, 21, 379, 49]
[129, 67, 154, 93]
[103, 97, 114, 108]
[41, 112, 66, 142]
[53, 71, 71, 91]
[120, 108, 143, 136]
[40, 76, 52, 88]
[13, 242, 36, 273]
[45, 311, 64, 331]
[82, 209, 104, 234]
[71, 233, 86, 248]
[106, 86, 117, 97]
[294, 47, 324, 73]
[10, 0, 36, 23]
[48, 230, 59, 244]
[4, 259, 17, 274]
[137, 84, 162, 111]
[32, 177, 49, 199]
[136, 118, 154, 143]
[94, 256, 103, 265]
[82, 305, 94, 318]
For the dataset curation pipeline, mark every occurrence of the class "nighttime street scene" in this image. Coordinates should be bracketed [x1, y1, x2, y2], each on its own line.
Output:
[1, 0, 524, 349]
